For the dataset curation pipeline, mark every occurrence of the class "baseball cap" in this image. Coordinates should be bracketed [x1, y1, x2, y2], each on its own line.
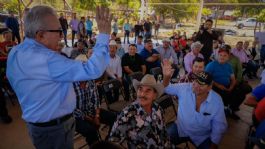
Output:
[194, 71, 213, 85]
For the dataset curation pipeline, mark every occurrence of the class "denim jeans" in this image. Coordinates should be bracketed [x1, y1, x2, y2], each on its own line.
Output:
[167, 123, 212, 149]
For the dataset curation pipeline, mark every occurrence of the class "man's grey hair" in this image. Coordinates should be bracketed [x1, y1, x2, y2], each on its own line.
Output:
[191, 41, 203, 51]
[24, 5, 57, 38]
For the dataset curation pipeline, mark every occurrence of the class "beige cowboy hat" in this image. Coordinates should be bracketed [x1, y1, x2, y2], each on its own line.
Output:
[133, 74, 164, 98]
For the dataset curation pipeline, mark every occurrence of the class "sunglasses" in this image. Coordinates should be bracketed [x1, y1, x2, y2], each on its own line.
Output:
[37, 29, 63, 36]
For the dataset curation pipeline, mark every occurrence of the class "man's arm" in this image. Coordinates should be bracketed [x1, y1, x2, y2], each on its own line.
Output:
[146, 54, 160, 62]
[141, 65, 146, 74]
[227, 74, 236, 92]
[48, 6, 113, 82]
[244, 93, 258, 107]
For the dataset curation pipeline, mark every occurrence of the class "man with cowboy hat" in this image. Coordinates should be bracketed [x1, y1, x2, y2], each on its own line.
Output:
[109, 74, 171, 148]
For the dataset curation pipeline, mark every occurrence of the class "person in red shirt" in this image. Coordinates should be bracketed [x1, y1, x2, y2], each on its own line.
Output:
[0, 30, 17, 57]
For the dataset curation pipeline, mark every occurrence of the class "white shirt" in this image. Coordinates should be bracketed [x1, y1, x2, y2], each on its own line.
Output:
[106, 54, 122, 79]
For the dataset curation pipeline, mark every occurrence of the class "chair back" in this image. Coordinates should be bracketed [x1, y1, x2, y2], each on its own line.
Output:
[150, 67, 162, 81]
[129, 72, 144, 82]
[102, 79, 122, 93]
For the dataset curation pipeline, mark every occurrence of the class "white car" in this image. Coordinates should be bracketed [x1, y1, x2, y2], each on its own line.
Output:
[236, 18, 258, 29]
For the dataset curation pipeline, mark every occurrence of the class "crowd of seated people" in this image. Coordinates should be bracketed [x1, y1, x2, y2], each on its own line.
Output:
[2, 8, 265, 149]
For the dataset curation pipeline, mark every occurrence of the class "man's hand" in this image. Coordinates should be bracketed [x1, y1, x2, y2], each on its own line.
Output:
[162, 59, 174, 78]
[207, 29, 213, 34]
[95, 6, 113, 34]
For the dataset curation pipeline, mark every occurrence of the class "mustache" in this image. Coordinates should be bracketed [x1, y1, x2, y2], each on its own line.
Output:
[138, 96, 148, 100]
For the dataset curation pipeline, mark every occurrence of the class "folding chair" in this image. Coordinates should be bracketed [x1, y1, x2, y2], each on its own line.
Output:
[156, 94, 190, 149]
[150, 67, 162, 82]
[102, 79, 130, 113]
[128, 72, 144, 100]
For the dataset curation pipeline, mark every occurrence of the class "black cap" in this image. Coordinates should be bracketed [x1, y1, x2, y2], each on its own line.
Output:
[144, 39, 152, 43]
[194, 71, 213, 85]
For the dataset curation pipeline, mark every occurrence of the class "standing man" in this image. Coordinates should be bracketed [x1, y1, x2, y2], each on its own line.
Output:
[86, 16, 93, 38]
[7, 5, 112, 149]
[59, 13, 69, 47]
[69, 13, 79, 47]
[123, 20, 131, 44]
[195, 19, 218, 64]
[143, 18, 152, 39]
[5, 11, 20, 43]
[134, 21, 143, 43]
[112, 19, 118, 34]
[78, 17, 86, 40]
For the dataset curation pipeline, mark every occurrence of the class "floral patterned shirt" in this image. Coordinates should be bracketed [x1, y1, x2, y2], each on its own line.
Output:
[109, 101, 171, 149]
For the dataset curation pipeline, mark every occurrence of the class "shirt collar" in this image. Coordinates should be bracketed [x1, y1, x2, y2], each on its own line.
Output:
[24, 38, 49, 50]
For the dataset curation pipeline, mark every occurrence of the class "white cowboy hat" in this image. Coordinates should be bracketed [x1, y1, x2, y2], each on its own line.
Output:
[133, 74, 164, 98]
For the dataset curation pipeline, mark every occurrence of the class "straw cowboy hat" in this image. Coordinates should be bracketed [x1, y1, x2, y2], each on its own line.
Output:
[133, 74, 164, 98]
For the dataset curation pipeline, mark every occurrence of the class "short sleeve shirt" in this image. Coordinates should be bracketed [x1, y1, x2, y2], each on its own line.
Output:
[205, 61, 233, 87]
[121, 53, 144, 74]
[139, 48, 161, 73]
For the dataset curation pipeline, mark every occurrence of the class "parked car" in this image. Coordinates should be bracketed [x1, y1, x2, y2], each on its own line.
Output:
[224, 29, 237, 36]
[236, 18, 258, 29]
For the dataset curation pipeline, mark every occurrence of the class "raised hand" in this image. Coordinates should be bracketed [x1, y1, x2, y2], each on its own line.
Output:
[95, 6, 113, 34]
[161, 59, 174, 78]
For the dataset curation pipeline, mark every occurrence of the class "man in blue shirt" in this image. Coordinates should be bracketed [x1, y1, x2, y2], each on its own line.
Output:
[136, 35, 144, 53]
[139, 39, 160, 73]
[6, 5, 113, 149]
[86, 16, 93, 38]
[162, 60, 227, 149]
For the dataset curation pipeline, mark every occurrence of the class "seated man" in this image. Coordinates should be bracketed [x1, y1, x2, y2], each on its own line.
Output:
[0, 30, 17, 57]
[178, 57, 205, 83]
[136, 35, 144, 53]
[162, 62, 227, 149]
[121, 44, 146, 101]
[184, 41, 204, 74]
[115, 38, 125, 58]
[232, 41, 259, 79]
[156, 38, 179, 78]
[109, 74, 171, 148]
[70, 39, 88, 59]
[139, 39, 160, 74]
[205, 48, 240, 120]
[73, 50, 116, 146]
[105, 40, 122, 103]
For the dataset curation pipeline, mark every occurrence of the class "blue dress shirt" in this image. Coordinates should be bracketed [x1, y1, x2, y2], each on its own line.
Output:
[7, 34, 110, 123]
[164, 83, 227, 146]
[86, 20, 93, 31]
[136, 43, 144, 53]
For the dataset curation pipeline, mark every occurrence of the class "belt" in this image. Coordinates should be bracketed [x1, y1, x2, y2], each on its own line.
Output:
[29, 113, 72, 127]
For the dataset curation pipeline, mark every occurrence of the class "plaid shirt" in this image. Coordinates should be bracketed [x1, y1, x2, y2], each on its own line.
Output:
[109, 101, 171, 149]
[73, 80, 100, 119]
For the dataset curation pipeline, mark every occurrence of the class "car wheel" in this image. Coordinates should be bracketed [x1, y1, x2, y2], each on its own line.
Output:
[238, 24, 244, 29]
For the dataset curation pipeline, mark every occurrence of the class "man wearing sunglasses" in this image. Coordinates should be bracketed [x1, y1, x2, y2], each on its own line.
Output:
[6, 5, 112, 149]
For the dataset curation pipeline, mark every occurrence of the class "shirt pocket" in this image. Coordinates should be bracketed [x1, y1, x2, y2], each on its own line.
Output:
[195, 112, 212, 129]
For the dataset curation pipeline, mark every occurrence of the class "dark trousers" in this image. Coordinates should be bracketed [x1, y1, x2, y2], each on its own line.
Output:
[260, 45, 265, 67]
[144, 31, 151, 39]
[12, 31, 21, 44]
[134, 32, 140, 43]
[86, 30, 92, 38]
[124, 30, 130, 44]
[123, 75, 131, 101]
[75, 109, 116, 145]
[26, 117, 75, 149]
[71, 30, 77, 47]
[63, 30, 68, 46]
[0, 88, 8, 117]
[167, 123, 212, 149]
[213, 85, 248, 111]
[243, 61, 259, 77]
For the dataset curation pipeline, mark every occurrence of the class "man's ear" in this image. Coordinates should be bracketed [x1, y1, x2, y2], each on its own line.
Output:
[35, 31, 44, 41]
